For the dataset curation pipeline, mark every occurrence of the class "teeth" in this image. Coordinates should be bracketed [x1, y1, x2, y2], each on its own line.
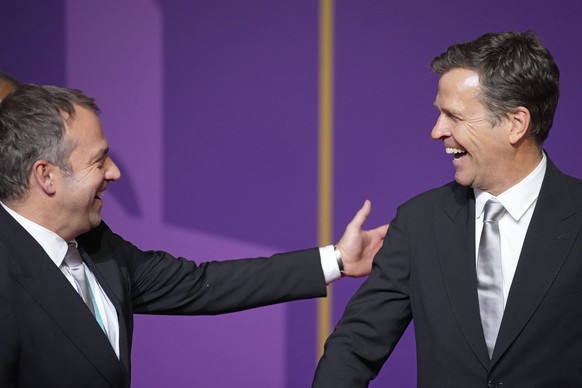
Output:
[446, 147, 465, 155]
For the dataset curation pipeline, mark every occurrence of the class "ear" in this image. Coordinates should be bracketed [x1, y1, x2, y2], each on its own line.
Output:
[507, 106, 531, 145]
[31, 160, 57, 195]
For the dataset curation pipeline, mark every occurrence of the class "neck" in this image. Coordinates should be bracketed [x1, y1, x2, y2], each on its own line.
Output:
[489, 145, 543, 196]
[3, 196, 77, 241]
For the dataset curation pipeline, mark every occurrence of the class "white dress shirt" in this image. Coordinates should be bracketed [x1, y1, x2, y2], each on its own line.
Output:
[474, 153, 547, 307]
[0, 202, 120, 358]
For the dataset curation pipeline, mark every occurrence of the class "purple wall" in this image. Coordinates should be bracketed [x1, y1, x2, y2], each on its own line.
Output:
[2, 0, 582, 386]
[0, 1, 66, 85]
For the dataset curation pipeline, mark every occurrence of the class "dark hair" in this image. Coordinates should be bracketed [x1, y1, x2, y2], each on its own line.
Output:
[0, 84, 100, 200]
[431, 31, 559, 145]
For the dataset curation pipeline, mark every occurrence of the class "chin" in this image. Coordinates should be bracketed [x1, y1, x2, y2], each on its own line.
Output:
[89, 215, 103, 229]
[454, 176, 470, 187]
[456, 180, 476, 189]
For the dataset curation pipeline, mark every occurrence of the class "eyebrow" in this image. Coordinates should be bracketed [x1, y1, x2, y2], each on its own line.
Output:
[90, 147, 110, 163]
[434, 102, 462, 118]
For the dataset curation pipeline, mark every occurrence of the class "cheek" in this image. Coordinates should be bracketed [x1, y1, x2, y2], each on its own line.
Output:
[83, 174, 103, 192]
[461, 131, 486, 153]
[450, 124, 472, 141]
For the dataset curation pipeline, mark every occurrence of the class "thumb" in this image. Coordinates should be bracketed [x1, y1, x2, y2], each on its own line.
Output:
[349, 199, 372, 228]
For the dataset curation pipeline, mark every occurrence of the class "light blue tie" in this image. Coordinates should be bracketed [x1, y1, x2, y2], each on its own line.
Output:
[477, 199, 506, 358]
[65, 243, 107, 334]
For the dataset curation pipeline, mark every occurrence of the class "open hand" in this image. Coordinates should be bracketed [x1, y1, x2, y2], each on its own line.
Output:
[337, 200, 389, 277]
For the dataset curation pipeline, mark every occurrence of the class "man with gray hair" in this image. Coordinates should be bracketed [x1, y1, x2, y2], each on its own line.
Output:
[0, 84, 387, 387]
[314, 31, 580, 387]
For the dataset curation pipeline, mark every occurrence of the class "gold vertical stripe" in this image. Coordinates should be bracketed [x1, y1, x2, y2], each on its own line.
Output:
[317, 0, 334, 361]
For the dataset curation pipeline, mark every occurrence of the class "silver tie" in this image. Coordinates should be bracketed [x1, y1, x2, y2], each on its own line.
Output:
[477, 199, 506, 358]
[64, 242, 95, 316]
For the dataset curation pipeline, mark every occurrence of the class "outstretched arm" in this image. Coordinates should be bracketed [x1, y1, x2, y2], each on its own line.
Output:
[336, 200, 389, 278]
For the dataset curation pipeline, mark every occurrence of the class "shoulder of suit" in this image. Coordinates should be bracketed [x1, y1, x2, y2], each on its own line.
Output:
[545, 160, 582, 201]
[399, 181, 469, 210]
[76, 221, 114, 250]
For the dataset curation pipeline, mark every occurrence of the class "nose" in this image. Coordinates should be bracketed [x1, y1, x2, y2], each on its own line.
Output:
[431, 113, 451, 140]
[105, 157, 122, 181]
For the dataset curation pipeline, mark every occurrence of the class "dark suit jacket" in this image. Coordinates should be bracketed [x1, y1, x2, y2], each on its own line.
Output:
[0, 211, 327, 388]
[314, 158, 582, 387]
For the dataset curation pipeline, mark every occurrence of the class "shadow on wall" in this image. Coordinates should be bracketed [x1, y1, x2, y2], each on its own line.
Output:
[108, 151, 141, 217]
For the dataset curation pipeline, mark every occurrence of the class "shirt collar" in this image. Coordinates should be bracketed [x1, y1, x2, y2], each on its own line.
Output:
[0, 202, 70, 266]
[475, 152, 547, 221]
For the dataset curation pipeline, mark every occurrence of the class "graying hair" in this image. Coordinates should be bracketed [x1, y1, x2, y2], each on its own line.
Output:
[0, 84, 100, 200]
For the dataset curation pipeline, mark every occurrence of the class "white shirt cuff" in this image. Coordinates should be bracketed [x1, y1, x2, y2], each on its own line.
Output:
[319, 245, 341, 284]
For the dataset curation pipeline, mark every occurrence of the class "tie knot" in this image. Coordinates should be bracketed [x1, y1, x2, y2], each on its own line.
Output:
[483, 199, 506, 223]
[64, 242, 84, 267]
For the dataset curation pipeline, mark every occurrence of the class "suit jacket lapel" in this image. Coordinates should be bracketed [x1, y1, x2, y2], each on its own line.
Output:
[435, 184, 491, 369]
[0, 207, 126, 387]
[492, 159, 582, 363]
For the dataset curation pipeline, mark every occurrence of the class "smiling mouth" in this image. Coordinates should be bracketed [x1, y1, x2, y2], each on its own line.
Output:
[95, 186, 107, 200]
[446, 147, 468, 159]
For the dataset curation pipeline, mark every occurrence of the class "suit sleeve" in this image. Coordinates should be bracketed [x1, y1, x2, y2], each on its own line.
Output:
[313, 207, 412, 387]
[83, 223, 328, 315]
[0, 297, 18, 388]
